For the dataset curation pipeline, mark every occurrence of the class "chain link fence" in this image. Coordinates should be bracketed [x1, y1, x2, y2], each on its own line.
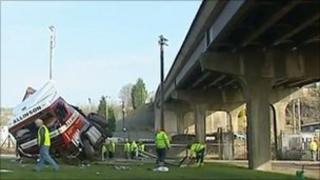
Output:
[279, 132, 320, 161]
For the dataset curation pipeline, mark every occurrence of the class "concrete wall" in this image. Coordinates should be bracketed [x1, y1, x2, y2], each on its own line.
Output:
[164, 111, 178, 136]
[206, 111, 229, 134]
[156, 108, 232, 136]
[183, 112, 195, 134]
[114, 103, 154, 140]
[154, 107, 178, 136]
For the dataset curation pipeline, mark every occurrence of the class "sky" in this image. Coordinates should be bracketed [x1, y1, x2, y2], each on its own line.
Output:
[1, 1, 201, 107]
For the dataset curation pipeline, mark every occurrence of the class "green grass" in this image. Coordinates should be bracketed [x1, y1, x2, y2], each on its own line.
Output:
[0, 158, 298, 180]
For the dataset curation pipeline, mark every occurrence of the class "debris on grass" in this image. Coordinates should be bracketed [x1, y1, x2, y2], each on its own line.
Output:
[95, 160, 144, 166]
[152, 166, 169, 172]
[113, 165, 131, 171]
[0, 169, 13, 173]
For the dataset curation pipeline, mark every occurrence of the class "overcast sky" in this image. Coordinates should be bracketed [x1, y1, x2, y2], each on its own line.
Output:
[1, 1, 201, 107]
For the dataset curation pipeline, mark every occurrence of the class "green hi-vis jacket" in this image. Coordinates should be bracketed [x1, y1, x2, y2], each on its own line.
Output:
[124, 143, 131, 152]
[108, 142, 116, 153]
[102, 142, 116, 153]
[130, 141, 138, 152]
[138, 144, 145, 152]
[191, 143, 205, 157]
[155, 131, 170, 149]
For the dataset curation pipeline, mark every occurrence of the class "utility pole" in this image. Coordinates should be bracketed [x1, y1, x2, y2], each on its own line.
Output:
[158, 35, 168, 130]
[122, 100, 126, 132]
[48, 25, 56, 80]
[88, 98, 92, 112]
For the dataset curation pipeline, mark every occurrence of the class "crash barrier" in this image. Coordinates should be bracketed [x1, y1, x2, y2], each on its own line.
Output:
[138, 150, 191, 167]
[110, 142, 247, 160]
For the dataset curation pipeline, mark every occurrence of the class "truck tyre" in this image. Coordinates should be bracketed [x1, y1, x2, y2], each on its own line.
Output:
[83, 139, 95, 160]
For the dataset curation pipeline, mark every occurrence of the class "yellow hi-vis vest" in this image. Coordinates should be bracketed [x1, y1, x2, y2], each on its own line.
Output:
[102, 143, 108, 153]
[310, 141, 318, 151]
[108, 142, 116, 153]
[138, 144, 145, 152]
[124, 143, 130, 152]
[38, 125, 51, 147]
[130, 141, 138, 152]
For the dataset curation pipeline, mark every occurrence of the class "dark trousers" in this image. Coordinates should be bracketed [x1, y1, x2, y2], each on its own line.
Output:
[130, 151, 136, 159]
[108, 151, 114, 159]
[125, 152, 130, 159]
[196, 148, 205, 164]
[156, 148, 166, 165]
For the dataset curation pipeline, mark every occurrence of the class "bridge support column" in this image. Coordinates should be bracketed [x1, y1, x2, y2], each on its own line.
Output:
[176, 111, 186, 134]
[194, 104, 207, 143]
[272, 102, 287, 136]
[243, 78, 272, 170]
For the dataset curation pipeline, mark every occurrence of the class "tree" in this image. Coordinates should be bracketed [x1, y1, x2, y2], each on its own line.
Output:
[78, 104, 97, 115]
[131, 78, 148, 109]
[0, 107, 13, 126]
[119, 83, 133, 110]
[107, 107, 116, 132]
[97, 97, 116, 132]
[238, 108, 247, 134]
[97, 96, 107, 119]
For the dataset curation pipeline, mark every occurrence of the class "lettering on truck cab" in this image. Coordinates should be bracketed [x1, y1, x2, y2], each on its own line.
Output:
[13, 106, 42, 124]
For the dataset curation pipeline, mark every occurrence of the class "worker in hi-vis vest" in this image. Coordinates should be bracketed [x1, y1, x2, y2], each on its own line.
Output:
[138, 141, 145, 157]
[101, 139, 108, 161]
[130, 141, 138, 159]
[189, 141, 206, 167]
[155, 128, 170, 166]
[108, 140, 116, 159]
[34, 119, 59, 172]
[124, 140, 131, 159]
[310, 139, 318, 161]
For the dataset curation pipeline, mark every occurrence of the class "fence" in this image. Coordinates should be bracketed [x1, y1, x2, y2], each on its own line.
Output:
[279, 132, 320, 161]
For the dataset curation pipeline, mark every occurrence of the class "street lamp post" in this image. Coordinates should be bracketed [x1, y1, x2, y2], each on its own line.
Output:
[122, 100, 126, 132]
[48, 25, 56, 80]
[88, 98, 92, 112]
[158, 35, 168, 130]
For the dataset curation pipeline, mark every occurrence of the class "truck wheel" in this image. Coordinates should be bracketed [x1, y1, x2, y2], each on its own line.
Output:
[83, 139, 95, 160]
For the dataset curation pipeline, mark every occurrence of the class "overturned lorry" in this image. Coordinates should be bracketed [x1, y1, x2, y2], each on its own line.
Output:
[7, 81, 111, 163]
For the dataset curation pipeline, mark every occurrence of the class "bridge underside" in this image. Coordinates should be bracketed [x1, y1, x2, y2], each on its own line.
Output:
[155, 0, 320, 170]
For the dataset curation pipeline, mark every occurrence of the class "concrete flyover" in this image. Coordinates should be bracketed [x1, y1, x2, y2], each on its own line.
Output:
[154, 0, 320, 170]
